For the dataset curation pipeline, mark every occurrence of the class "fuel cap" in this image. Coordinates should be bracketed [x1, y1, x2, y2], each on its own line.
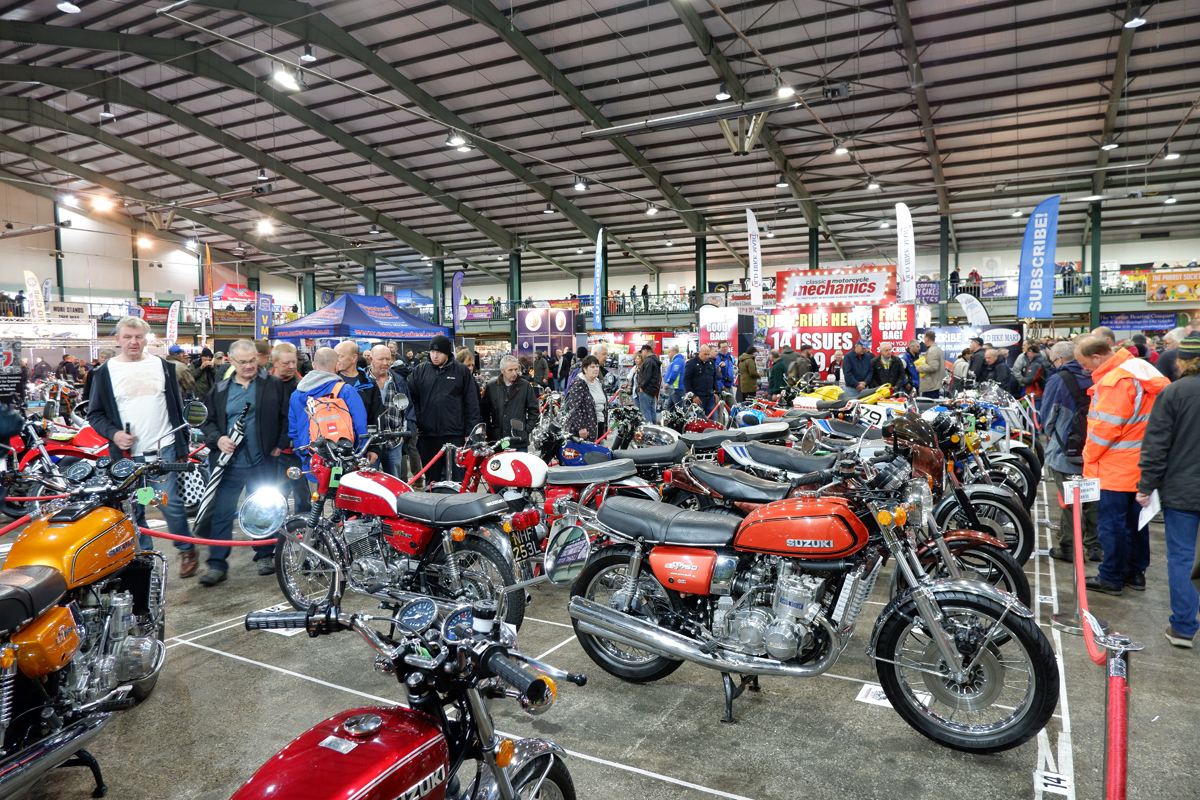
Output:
[342, 713, 383, 738]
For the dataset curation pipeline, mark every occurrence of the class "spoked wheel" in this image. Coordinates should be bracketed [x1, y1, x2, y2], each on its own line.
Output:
[936, 494, 1034, 565]
[894, 542, 1032, 607]
[510, 755, 576, 800]
[985, 455, 1036, 509]
[571, 551, 682, 682]
[874, 591, 1059, 753]
[429, 537, 524, 628]
[276, 520, 338, 610]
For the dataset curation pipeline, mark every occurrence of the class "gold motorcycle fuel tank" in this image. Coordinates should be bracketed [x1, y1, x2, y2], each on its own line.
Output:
[4, 507, 137, 589]
[11, 606, 80, 678]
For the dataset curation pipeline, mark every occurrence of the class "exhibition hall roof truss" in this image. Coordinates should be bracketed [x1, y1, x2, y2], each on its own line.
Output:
[0, 0, 1194, 291]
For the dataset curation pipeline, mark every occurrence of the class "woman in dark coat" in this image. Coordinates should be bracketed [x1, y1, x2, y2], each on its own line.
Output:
[564, 356, 607, 440]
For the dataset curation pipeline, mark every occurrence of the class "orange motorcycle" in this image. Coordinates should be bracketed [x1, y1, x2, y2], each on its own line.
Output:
[0, 407, 202, 798]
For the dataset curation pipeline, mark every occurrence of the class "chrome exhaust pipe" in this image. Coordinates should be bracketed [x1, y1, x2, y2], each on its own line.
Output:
[568, 597, 841, 678]
[0, 714, 110, 799]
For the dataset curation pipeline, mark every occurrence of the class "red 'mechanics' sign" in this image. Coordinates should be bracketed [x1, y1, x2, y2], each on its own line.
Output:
[775, 266, 896, 307]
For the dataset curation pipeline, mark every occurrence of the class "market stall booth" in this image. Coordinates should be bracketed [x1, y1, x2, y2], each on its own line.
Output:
[270, 294, 448, 350]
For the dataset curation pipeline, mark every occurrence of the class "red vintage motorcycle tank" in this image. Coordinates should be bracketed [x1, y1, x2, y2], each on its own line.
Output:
[335, 469, 411, 517]
[735, 497, 868, 559]
[483, 451, 548, 488]
[231, 706, 448, 800]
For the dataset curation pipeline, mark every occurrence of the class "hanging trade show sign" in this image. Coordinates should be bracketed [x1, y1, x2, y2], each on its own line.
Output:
[516, 308, 574, 359]
[592, 228, 604, 330]
[1016, 195, 1060, 318]
[916, 281, 941, 304]
[1099, 311, 1183, 330]
[255, 295, 272, 340]
[698, 306, 739, 350]
[0, 319, 96, 341]
[451, 271, 465, 329]
[47, 302, 87, 321]
[775, 265, 896, 307]
[895, 204, 916, 304]
[726, 291, 776, 310]
[166, 301, 182, 344]
[1145, 268, 1200, 303]
[0, 339, 21, 404]
[917, 324, 1025, 357]
[955, 293, 991, 326]
[872, 304, 915, 353]
[747, 208, 763, 308]
[767, 306, 870, 376]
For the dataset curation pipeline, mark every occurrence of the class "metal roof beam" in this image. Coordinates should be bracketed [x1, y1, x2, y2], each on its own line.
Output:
[892, 0, 952, 218]
[1090, 10, 1138, 197]
[0, 20, 572, 280]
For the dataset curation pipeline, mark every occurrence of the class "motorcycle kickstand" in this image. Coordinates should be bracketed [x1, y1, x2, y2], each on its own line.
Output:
[719, 672, 760, 725]
[59, 749, 107, 797]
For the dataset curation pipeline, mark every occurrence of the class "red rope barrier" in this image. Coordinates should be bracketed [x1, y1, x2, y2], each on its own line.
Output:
[138, 526, 277, 547]
[3, 495, 70, 501]
[0, 515, 31, 537]
[1105, 662, 1130, 800]
[1070, 484, 1107, 666]
[405, 447, 443, 486]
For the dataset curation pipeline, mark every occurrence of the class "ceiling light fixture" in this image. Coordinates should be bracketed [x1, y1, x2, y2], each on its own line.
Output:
[1100, 135, 1120, 151]
[256, 219, 274, 235]
[456, 142, 475, 153]
[775, 75, 795, 99]
[1012, 209, 1022, 217]
[666, 239, 673, 247]
[300, 44, 316, 62]
[185, 237, 199, 250]
[270, 65, 301, 92]
[56, 1, 81, 13]
[775, 174, 788, 188]
[1164, 196, 1177, 204]
[573, 176, 589, 192]
[576, 248, 583, 254]
[880, 221, 889, 228]
[1163, 147, 1181, 161]
[1080, 194, 1105, 202]
[369, 223, 379, 234]
[60, 194, 76, 207]
[99, 103, 114, 120]
[91, 196, 113, 211]
[645, 203, 659, 216]
[834, 141, 849, 155]
[543, 203, 554, 214]
[256, 167, 268, 182]
[233, 242, 246, 255]
[867, 178, 880, 191]
[715, 82, 731, 102]
[765, 227, 775, 238]
[137, 236, 151, 248]
[420, 255, 430, 261]
[1124, 7, 1146, 27]
[445, 129, 466, 148]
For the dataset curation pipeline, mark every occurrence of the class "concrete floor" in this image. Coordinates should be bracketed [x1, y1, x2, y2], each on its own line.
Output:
[20, 478, 1200, 800]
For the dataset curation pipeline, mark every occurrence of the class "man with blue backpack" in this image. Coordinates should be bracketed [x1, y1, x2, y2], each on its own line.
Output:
[714, 341, 736, 404]
[288, 347, 369, 474]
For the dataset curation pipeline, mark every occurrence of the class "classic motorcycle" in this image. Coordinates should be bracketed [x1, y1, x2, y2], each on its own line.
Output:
[1, 413, 109, 521]
[0, 408, 203, 797]
[232, 517, 589, 800]
[562, 467, 1058, 752]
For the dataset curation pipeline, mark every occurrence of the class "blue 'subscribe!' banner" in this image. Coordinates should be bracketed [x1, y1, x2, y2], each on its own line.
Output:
[1017, 196, 1060, 319]
[593, 228, 604, 330]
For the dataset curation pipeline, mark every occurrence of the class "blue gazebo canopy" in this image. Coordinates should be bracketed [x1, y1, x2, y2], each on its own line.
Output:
[271, 294, 448, 340]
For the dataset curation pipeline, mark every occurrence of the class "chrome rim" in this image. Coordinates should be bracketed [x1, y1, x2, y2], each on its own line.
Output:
[519, 777, 567, 800]
[437, 548, 509, 619]
[890, 604, 1036, 735]
[952, 549, 1015, 594]
[582, 563, 671, 667]
[280, 533, 335, 608]
[952, 499, 1020, 551]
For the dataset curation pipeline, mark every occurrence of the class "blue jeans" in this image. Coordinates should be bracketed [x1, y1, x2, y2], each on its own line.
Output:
[133, 444, 192, 552]
[278, 453, 311, 513]
[197, 463, 277, 572]
[1163, 507, 1199, 637]
[1096, 489, 1151, 586]
[636, 391, 657, 424]
[662, 388, 684, 412]
[697, 394, 717, 417]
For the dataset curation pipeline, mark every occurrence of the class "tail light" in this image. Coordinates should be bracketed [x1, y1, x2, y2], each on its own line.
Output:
[716, 448, 725, 465]
[662, 468, 673, 485]
[511, 509, 540, 530]
[785, 440, 794, 448]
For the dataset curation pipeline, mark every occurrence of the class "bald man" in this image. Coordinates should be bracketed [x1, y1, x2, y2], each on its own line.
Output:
[365, 344, 417, 479]
[334, 340, 374, 394]
[287, 347, 369, 468]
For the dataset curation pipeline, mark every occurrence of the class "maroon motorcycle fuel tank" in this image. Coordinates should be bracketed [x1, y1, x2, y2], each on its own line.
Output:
[335, 469, 412, 518]
[735, 497, 869, 559]
[231, 706, 448, 800]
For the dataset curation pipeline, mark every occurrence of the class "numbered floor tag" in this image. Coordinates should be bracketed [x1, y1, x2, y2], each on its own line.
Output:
[1063, 477, 1100, 504]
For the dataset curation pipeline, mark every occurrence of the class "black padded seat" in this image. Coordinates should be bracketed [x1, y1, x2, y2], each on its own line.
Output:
[680, 429, 745, 451]
[0, 566, 67, 632]
[391, 492, 510, 525]
[738, 421, 791, 442]
[546, 458, 637, 485]
[611, 441, 687, 467]
[689, 463, 790, 504]
[596, 497, 739, 547]
[744, 441, 837, 474]
[914, 397, 941, 410]
[823, 419, 883, 440]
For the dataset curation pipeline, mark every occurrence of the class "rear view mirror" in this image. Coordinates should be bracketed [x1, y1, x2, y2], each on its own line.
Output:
[510, 419, 524, 432]
[391, 394, 410, 411]
[238, 488, 289, 539]
[543, 521, 591, 586]
[185, 400, 208, 427]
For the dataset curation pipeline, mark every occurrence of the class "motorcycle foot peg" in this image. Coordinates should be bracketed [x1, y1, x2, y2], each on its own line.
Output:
[92, 698, 137, 713]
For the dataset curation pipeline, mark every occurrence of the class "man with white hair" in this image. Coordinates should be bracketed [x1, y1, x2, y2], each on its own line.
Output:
[86, 316, 197, 577]
[481, 355, 538, 449]
[1043, 340, 1101, 563]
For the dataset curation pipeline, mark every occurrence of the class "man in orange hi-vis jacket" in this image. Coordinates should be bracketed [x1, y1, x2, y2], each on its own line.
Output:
[1075, 335, 1171, 596]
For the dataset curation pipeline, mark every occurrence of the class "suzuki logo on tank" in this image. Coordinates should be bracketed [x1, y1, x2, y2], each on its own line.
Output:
[776, 265, 896, 307]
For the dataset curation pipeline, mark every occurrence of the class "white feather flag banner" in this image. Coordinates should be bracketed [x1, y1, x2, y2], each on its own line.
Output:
[896, 203, 916, 304]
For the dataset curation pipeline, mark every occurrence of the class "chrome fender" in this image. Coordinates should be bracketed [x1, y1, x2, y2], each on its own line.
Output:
[866, 578, 1034, 658]
[474, 738, 567, 800]
[610, 477, 659, 501]
[469, 524, 516, 568]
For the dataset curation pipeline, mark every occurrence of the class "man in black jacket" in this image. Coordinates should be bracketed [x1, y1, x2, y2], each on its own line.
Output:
[968, 337, 987, 381]
[481, 356, 538, 448]
[555, 349, 574, 393]
[87, 316, 196, 576]
[635, 344, 661, 423]
[195, 339, 290, 586]
[978, 348, 1011, 387]
[270, 342, 309, 513]
[870, 343, 908, 389]
[409, 334, 482, 475]
[683, 345, 719, 416]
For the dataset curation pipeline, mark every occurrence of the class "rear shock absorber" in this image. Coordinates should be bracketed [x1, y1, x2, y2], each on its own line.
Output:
[0, 645, 17, 734]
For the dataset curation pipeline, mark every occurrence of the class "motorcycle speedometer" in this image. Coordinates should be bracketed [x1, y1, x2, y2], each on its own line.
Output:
[64, 460, 94, 482]
[441, 606, 474, 642]
[108, 458, 138, 480]
[398, 597, 437, 634]
[95, 456, 112, 470]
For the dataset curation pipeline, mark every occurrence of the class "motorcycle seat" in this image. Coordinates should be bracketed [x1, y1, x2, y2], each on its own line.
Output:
[546, 458, 637, 485]
[784, 408, 830, 421]
[680, 429, 745, 452]
[737, 421, 791, 442]
[391, 491, 510, 525]
[611, 442, 687, 467]
[744, 441, 837, 474]
[597, 497, 739, 547]
[689, 463, 790, 504]
[0, 566, 67, 633]
[823, 418, 883, 440]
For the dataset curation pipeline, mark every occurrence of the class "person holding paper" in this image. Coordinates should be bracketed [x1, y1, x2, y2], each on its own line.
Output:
[1136, 332, 1200, 648]
[1076, 335, 1170, 597]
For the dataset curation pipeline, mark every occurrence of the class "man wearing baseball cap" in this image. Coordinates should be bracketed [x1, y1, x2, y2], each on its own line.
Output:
[842, 339, 873, 392]
[165, 344, 196, 398]
[408, 334, 482, 476]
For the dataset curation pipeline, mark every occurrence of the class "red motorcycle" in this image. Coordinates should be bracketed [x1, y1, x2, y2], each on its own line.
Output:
[1, 412, 109, 519]
[233, 527, 589, 800]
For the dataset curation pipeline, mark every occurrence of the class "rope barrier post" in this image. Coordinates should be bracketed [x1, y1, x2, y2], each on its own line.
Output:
[1051, 482, 1108, 636]
[1102, 636, 1134, 800]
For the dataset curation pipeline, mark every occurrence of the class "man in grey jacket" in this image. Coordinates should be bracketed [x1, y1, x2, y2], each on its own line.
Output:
[914, 330, 945, 398]
[635, 345, 661, 423]
[1043, 342, 1101, 564]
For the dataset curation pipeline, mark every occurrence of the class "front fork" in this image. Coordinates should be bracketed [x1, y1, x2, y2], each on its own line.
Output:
[923, 511, 962, 580]
[467, 686, 518, 800]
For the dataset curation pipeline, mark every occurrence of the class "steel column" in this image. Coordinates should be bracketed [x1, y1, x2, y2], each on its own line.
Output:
[1090, 202, 1102, 329]
[509, 251, 522, 343]
[247, 266, 260, 294]
[363, 251, 377, 295]
[52, 202, 64, 301]
[431, 259, 445, 326]
[131, 231, 140, 304]
[302, 272, 316, 315]
[939, 216, 950, 326]
[695, 237, 707, 305]
[808, 227, 819, 270]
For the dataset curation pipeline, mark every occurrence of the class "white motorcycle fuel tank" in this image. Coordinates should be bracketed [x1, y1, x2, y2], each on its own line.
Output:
[483, 451, 549, 488]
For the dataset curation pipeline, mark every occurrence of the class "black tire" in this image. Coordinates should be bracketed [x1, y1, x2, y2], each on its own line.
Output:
[1010, 444, 1043, 481]
[510, 754, 576, 800]
[986, 455, 1036, 509]
[131, 620, 166, 702]
[1, 476, 38, 520]
[936, 492, 1034, 566]
[433, 536, 525, 629]
[893, 542, 1032, 607]
[874, 590, 1059, 753]
[275, 520, 338, 610]
[571, 551, 683, 683]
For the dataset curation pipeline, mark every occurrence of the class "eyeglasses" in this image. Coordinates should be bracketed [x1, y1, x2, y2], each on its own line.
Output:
[232, 358, 258, 367]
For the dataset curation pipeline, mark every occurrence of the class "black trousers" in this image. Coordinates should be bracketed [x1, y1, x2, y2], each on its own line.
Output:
[417, 434, 467, 483]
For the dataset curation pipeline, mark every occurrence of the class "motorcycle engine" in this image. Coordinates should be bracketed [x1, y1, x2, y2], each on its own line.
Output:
[867, 457, 908, 491]
[716, 562, 825, 660]
[343, 517, 384, 561]
[344, 517, 410, 588]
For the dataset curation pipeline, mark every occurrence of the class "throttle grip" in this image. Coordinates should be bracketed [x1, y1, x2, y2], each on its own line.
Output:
[157, 462, 196, 473]
[244, 611, 309, 631]
[484, 648, 549, 703]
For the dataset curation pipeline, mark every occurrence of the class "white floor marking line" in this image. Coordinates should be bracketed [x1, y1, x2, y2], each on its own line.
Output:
[524, 616, 574, 629]
[535, 636, 577, 661]
[167, 614, 247, 642]
[1044, 478, 1076, 800]
[167, 621, 245, 649]
[181, 639, 763, 800]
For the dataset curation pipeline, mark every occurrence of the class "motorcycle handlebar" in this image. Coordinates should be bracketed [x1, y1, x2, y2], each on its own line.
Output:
[154, 461, 196, 473]
[791, 469, 836, 488]
[484, 647, 550, 704]
[869, 451, 898, 465]
[244, 611, 310, 631]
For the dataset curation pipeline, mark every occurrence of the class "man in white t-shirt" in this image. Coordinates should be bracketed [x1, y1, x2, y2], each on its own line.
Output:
[87, 316, 198, 577]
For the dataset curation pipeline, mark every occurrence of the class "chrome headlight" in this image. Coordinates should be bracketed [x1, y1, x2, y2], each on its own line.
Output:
[905, 477, 934, 516]
[238, 488, 289, 539]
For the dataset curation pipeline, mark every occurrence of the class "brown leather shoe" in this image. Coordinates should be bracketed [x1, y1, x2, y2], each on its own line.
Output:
[179, 549, 199, 578]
